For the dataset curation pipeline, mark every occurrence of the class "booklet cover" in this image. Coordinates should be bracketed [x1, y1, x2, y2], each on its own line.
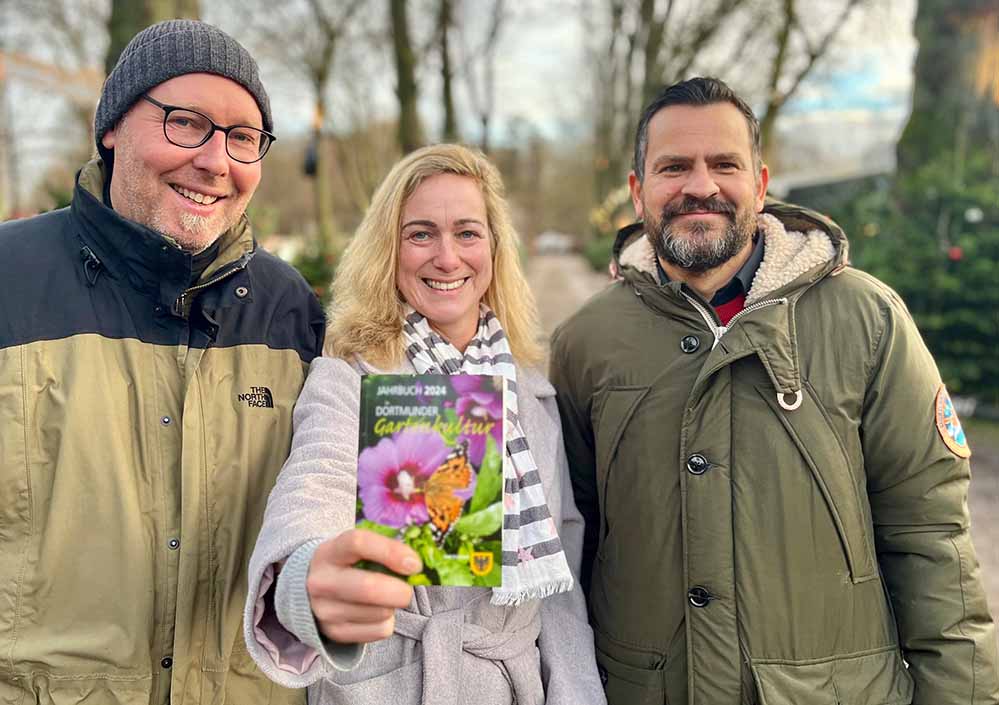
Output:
[355, 373, 504, 587]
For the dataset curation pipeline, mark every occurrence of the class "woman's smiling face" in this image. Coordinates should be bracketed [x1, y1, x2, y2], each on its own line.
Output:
[397, 173, 493, 351]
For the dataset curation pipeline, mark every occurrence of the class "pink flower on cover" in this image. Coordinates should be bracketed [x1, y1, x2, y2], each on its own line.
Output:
[453, 375, 504, 466]
[357, 428, 450, 528]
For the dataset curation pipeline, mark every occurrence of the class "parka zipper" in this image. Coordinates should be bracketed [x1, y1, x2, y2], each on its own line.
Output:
[724, 296, 789, 329]
[681, 292, 804, 410]
[171, 259, 249, 317]
[680, 292, 788, 349]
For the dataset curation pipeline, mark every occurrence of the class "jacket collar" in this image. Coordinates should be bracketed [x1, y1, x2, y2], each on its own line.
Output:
[71, 159, 256, 309]
[615, 199, 850, 396]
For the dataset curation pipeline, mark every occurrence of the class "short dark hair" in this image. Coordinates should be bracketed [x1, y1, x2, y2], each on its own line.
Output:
[633, 77, 761, 182]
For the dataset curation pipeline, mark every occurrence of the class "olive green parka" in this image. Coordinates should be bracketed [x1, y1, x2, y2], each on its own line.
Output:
[549, 201, 999, 705]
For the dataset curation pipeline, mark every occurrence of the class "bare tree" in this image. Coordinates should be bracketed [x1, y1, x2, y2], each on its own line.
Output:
[756, 0, 865, 164]
[222, 0, 364, 258]
[8, 0, 106, 138]
[898, 0, 999, 176]
[587, 0, 627, 203]
[325, 41, 406, 215]
[391, 0, 425, 153]
[4, 0, 108, 213]
[0, 28, 15, 217]
[106, 0, 200, 73]
[438, 0, 458, 142]
[456, 0, 506, 152]
[588, 0, 753, 201]
[584, 0, 874, 204]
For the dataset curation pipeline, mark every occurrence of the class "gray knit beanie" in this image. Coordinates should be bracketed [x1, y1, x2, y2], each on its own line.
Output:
[95, 19, 272, 151]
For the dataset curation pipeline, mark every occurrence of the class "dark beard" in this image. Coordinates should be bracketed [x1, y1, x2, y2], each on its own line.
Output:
[649, 195, 756, 274]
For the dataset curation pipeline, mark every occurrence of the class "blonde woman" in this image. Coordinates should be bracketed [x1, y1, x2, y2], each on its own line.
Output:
[244, 144, 606, 705]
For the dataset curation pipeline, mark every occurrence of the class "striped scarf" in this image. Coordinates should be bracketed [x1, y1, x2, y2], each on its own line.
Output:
[403, 306, 574, 605]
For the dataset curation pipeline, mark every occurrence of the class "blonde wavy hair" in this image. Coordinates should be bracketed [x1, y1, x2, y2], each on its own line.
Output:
[325, 143, 543, 368]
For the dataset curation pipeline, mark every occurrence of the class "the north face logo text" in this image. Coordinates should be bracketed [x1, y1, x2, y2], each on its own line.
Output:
[238, 386, 274, 408]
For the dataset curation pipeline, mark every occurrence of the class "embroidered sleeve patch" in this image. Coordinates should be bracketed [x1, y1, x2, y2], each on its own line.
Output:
[935, 385, 971, 459]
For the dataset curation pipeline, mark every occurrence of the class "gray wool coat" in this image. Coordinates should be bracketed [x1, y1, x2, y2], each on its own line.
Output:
[243, 355, 607, 705]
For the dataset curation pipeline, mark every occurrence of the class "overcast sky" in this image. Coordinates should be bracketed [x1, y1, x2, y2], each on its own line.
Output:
[3, 0, 918, 208]
[219, 0, 917, 148]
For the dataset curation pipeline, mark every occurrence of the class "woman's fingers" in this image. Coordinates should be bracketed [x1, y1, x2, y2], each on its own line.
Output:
[319, 528, 422, 575]
[308, 567, 405, 644]
[308, 563, 414, 610]
[305, 529, 422, 644]
[312, 599, 395, 625]
[308, 531, 419, 610]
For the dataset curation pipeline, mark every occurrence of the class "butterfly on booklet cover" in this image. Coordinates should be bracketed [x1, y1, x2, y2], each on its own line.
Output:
[425, 440, 473, 543]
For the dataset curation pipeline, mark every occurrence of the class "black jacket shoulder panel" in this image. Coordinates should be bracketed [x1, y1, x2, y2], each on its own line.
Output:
[0, 210, 325, 361]
[0, 209, 106, 350]
[209, 247, 326, 362]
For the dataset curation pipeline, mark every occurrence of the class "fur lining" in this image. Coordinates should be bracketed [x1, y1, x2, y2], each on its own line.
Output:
[618, 231, 657, 274]
[617, 213, 835, 304]
[746, 213, 835, 304]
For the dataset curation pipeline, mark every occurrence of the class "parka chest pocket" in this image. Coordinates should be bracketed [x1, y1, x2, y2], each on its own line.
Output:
[592, 386, 651, 541]
[756, 382, 878, 583]
[594, 386, 651, 478]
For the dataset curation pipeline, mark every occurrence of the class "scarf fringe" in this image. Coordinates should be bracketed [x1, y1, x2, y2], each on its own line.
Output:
[490, 577, 576, 606]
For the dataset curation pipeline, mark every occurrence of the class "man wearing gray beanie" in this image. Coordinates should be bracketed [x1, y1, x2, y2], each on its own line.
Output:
[0, 19, 318, 705]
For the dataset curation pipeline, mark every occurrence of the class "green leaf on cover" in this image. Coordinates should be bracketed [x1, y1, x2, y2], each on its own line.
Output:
[469, 435, 503, 513]
[454, 501, 503, 538]
[356, 520, 400, 539]
[435, 557, 475, 586]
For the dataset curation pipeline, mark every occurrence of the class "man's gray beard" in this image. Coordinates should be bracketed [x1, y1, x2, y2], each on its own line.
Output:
[151, 211, 224, 253]
[651, 209, 757, 274]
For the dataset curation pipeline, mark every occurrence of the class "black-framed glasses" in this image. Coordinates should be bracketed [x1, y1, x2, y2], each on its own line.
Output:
[141, 94, 275, 163]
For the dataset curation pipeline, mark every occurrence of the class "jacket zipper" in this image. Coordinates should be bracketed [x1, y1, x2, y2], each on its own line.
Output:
[724, 297, 789, 328]
[171, 262, 247, 317]
[681, 292, 788, 349]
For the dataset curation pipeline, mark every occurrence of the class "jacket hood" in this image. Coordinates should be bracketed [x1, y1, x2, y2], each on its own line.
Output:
[611, 199, 851, 398]
[615, 197, 849, 304]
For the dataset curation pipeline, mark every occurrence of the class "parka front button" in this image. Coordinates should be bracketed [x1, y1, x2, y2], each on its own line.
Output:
[234, 286, 249, 298]
[680, 335, 700, 353]
[686, 454, 710, 475]
[688, 586, 712, 608]
[167, 538, 180, 550]
[160, 657, 172, 669]
[160, 416, 172, 426]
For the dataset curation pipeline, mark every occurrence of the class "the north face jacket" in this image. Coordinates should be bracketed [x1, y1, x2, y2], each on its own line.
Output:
[0, 160, 324, 705]
[549, 201, 999, 705]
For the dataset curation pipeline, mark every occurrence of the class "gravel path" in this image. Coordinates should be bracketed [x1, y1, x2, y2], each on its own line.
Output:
[527, 253, 612, 349]
[527, 252, 999, 617]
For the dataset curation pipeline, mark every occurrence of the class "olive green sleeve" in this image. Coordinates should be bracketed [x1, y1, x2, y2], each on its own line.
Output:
[863, 295, 999, 704]
[549, 327, 600, 596]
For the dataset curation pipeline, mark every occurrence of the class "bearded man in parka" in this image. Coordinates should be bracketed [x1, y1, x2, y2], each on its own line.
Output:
[0, 21, 321, 705]
[550, 77, 999, 705]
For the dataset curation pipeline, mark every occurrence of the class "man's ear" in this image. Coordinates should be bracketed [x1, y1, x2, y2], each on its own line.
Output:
[755, 163, 769, 211]
[101, 127, 116, 150]
[628, 171, 644, 220]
